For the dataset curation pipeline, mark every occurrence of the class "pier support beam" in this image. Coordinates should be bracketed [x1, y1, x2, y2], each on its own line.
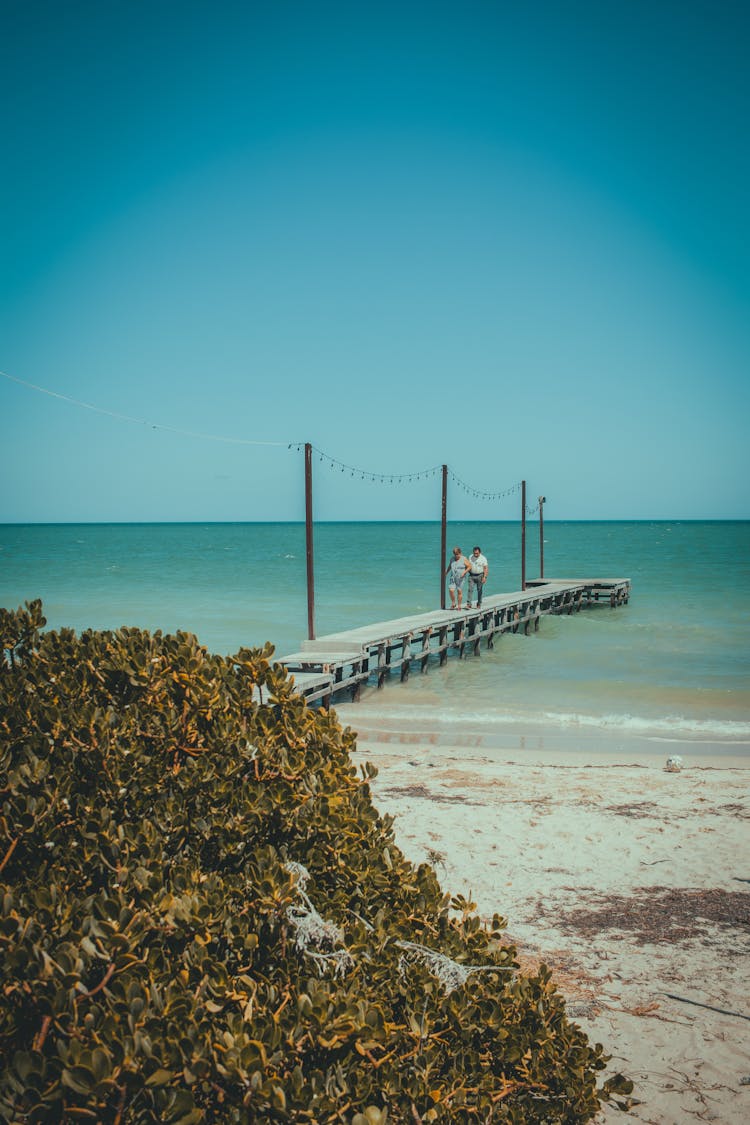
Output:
[439, 626, 448, 665]
[401, 634, 412, 682]
[420, 629, 431, 672]
[377, 644, 387, 688]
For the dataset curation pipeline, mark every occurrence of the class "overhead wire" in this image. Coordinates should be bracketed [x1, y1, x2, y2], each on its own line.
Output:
[0, 369, 288, 447]
[3, 369, 535, 504]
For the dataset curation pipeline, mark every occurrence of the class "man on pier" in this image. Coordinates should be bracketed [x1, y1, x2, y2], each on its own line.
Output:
[466, 546, 489, 609]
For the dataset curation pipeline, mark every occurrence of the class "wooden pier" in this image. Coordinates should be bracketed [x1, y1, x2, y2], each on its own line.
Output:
[278, 577, 630, 707]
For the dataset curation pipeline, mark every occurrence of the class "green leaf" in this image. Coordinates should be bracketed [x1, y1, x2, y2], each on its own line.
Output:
[61, 1066, 94, 1095]
[145, 1068, 174, 1087]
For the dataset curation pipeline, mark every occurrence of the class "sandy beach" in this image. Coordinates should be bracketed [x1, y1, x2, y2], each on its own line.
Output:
[338, 705, 750, 1124]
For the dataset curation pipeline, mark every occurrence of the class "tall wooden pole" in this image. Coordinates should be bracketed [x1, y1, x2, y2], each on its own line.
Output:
[521, 480, 527, 591]
[440, 464, 448, 609]
[305, 442, 315, 640]
[539, 496, 546, 579]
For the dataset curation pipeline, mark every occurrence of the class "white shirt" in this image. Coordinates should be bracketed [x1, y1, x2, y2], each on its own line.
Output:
[469, 553, 488, 575]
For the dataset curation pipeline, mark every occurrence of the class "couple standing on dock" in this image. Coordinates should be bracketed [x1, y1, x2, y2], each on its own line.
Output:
[445, 546, 488, 610]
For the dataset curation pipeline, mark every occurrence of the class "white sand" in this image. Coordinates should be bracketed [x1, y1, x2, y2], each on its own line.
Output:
[339, 707, 750, 1124]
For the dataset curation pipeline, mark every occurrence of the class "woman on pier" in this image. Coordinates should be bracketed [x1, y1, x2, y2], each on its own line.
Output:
[445, 547, 471, 610]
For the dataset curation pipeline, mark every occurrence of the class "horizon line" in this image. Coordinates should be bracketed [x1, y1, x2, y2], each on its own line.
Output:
[2, 517, 748, 527]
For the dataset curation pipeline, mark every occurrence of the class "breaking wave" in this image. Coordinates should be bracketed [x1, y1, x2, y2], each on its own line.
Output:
[347, 702, 750, 744]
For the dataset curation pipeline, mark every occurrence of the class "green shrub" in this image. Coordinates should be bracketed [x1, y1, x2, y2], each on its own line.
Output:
[0, 600, 631, 1122]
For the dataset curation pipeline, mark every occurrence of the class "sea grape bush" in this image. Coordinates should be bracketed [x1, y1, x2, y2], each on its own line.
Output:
[0, 600, 631, 1122]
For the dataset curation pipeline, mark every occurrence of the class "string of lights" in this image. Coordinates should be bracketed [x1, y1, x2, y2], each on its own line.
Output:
[525, 494, 547, 517]
[449, 470, 521, 503]
[287, 442, 443, 484]
[289, 443, 522, 504]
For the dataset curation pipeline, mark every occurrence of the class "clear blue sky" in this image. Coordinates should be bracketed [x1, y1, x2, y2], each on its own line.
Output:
[1, 0, 748, 522]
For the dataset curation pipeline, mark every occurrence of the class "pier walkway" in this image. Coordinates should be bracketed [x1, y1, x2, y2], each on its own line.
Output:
[278, 576, 630, 706]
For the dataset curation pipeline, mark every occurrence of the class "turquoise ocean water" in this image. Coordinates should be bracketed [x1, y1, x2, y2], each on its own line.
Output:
[1, 521, 749, 751]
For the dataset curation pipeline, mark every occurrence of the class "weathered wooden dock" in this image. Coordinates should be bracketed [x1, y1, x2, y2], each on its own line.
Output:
[278, 577, 630, 706]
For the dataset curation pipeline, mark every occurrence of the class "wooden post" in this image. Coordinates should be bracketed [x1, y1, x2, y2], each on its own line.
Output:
[440, 464, 448, 609]
[521, 479, 527, 591]
[420, 628, 431, 672]
[457, 618, 466, 659]
[305, 442, 315, 640]
[539, 495, 546, 579]
[377, 644, 387, 688]
[400, 633, 412, 682]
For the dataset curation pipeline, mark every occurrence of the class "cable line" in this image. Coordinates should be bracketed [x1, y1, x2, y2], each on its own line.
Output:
[0, 369, 288, 447]
[4, 369, 525, 501]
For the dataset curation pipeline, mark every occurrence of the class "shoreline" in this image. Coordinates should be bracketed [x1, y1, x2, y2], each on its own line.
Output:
[341, 709, 750, 1124]
[337, 700, 750, 768]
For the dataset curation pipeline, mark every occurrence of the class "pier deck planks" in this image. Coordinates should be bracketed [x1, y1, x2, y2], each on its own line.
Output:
[277, 576, 630, 705]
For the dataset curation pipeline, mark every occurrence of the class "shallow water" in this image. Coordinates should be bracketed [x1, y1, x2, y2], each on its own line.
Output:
[2, 520, 748, 747]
